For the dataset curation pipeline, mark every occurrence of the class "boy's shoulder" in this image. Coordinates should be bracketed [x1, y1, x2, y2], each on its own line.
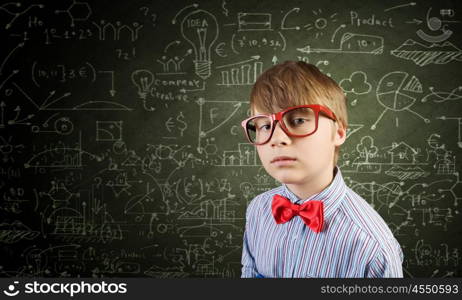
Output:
[340, 186, 398, 245]
[342, 186, 404, 262]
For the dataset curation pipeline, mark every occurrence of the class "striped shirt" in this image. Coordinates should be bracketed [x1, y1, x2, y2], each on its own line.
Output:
[241, 167, 404, 278]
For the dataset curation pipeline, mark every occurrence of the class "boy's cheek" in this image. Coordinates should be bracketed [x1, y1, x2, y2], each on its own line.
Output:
[256, 149, 271, 167]
[255, 147, 265, 160]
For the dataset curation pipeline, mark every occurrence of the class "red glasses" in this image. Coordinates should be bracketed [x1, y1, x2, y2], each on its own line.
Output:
[241, 104, 337, 145]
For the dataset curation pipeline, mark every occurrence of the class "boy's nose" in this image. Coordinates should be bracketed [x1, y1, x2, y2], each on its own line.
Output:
[270, 122, 291, 146]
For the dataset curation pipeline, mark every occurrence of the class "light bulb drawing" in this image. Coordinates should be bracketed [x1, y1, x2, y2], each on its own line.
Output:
[181, 9, 219, 80]
[131, 69, 154, 99]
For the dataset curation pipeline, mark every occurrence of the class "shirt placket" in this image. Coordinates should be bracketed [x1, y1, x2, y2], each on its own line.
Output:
[280, 215, 294, 277]
[283, 199, 304, 277]
[292, 220, 308, 278]
[289, 212, 306, 277]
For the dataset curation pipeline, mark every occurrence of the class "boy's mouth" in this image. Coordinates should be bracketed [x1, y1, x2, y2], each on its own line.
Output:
[271, 156, 297, 164]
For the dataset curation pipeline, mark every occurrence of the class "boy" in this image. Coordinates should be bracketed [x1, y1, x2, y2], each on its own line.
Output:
[240, 61, 404, 278]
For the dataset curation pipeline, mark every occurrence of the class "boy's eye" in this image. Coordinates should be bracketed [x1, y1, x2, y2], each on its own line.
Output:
[290, 117, 311, 125]
[251, 117, 272, 131]
[248, 121, 271, 132]
[258, 124, 271, 131]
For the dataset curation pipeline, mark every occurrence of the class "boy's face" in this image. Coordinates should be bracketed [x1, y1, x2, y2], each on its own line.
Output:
[253, 106, 346, 187]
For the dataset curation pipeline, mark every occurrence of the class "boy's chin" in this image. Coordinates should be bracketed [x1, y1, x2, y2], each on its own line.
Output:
[264, 167, 303, 183]
[272, 173, 302, 185]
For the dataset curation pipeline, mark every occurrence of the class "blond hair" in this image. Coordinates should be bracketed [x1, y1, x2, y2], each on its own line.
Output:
[249, 60, 348, 165]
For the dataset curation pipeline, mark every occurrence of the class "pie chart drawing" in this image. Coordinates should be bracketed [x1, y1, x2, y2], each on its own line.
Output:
[372, 71, 430, 130]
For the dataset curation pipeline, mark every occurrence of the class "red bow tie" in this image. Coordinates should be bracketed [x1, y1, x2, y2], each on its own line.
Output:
[272, 194, 324, 233]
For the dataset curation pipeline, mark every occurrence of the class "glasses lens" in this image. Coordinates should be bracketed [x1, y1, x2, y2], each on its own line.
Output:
[282, 107, 316, 135]
[246, 116, 272, 144]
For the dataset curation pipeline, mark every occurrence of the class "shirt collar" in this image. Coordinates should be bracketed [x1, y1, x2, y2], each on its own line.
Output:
[281, 166, 346, 219]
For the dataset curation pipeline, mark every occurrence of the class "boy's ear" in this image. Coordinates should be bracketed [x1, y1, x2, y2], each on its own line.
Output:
[333, 122, 347, 147]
